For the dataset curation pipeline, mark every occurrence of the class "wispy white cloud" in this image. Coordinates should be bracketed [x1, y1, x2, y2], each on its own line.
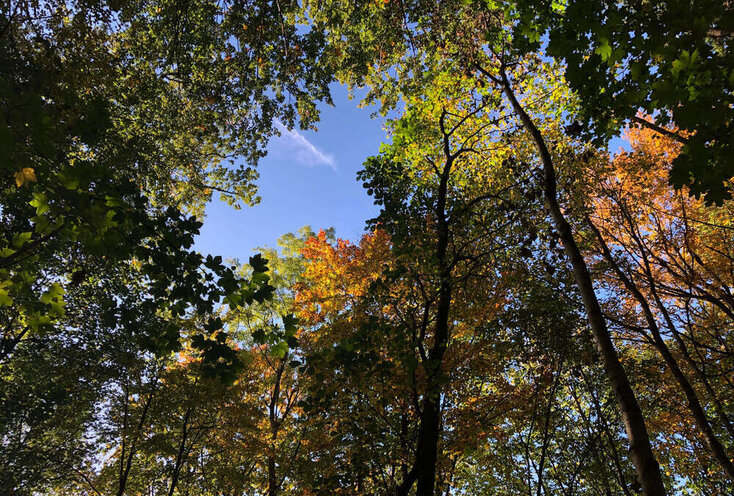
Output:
[272, 122, 336, 170]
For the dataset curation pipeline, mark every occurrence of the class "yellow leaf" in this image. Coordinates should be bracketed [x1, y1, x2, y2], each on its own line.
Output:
[14, 168, 37, 187]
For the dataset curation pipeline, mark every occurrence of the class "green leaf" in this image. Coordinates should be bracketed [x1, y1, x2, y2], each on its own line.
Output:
[271, 341, 288, 358]
[249, 253, 269, 273]
[283, 313, 299, 334]
[0, 283, 12, 306]
[12, 232, 32, 249]
[59, 172, 79, 190]
[29, 192, 50, 215]
[252, 328, 267, 344]
[595, 39, 612, 61]
[0, 247, 16, 258]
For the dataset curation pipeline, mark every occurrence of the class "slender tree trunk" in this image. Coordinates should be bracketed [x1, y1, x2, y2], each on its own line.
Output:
[408, 114, 456, 496]
[168, 408, 193, 496]
[118, 379, 157, 496]
[590, 217, 734, 481]
[677, 305, 734, 443]
[268, 456, 277, 496]
[569, 379, 632, 496]
[536, 354, 564, 496]
[677, 302, 734, 442]
[415, 278, 451, 496]
[635, 202, 734, 442]
[268, 355, 287, 496]
[0, 325, 29, 364]
[497, 69, 667, 495]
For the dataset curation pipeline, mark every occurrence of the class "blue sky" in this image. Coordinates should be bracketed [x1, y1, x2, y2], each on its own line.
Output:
[194, 84, 632, 262]
[194, 84, 389, 261]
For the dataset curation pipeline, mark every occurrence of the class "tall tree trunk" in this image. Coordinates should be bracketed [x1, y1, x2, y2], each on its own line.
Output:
[415, 279, 451, 496]
[641, 202, 734, 442]
[168, 407, 193, 496]
[589, 217, 734, 481]
[268, 455, 277, 496]
[569, 378, 632, 496]
[409, 113, 456, 496]
[497, 68, 667, 496]
[536, 354, 564, 496]
[118, 378, 157, 496]
[268, 355, 287, 496]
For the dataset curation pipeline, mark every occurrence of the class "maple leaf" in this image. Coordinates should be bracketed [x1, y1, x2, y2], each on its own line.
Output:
[14, 167, 37, 187]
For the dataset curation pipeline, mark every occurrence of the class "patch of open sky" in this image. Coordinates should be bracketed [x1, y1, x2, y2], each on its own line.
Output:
[194, 83, 391, 261]
[194, 58, 634, 262]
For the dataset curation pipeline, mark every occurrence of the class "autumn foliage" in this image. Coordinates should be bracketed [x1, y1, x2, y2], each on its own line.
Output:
[3, 1, 734, 495]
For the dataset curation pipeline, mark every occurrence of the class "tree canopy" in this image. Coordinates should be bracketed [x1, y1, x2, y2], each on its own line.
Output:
[1, 0, 733, 495]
